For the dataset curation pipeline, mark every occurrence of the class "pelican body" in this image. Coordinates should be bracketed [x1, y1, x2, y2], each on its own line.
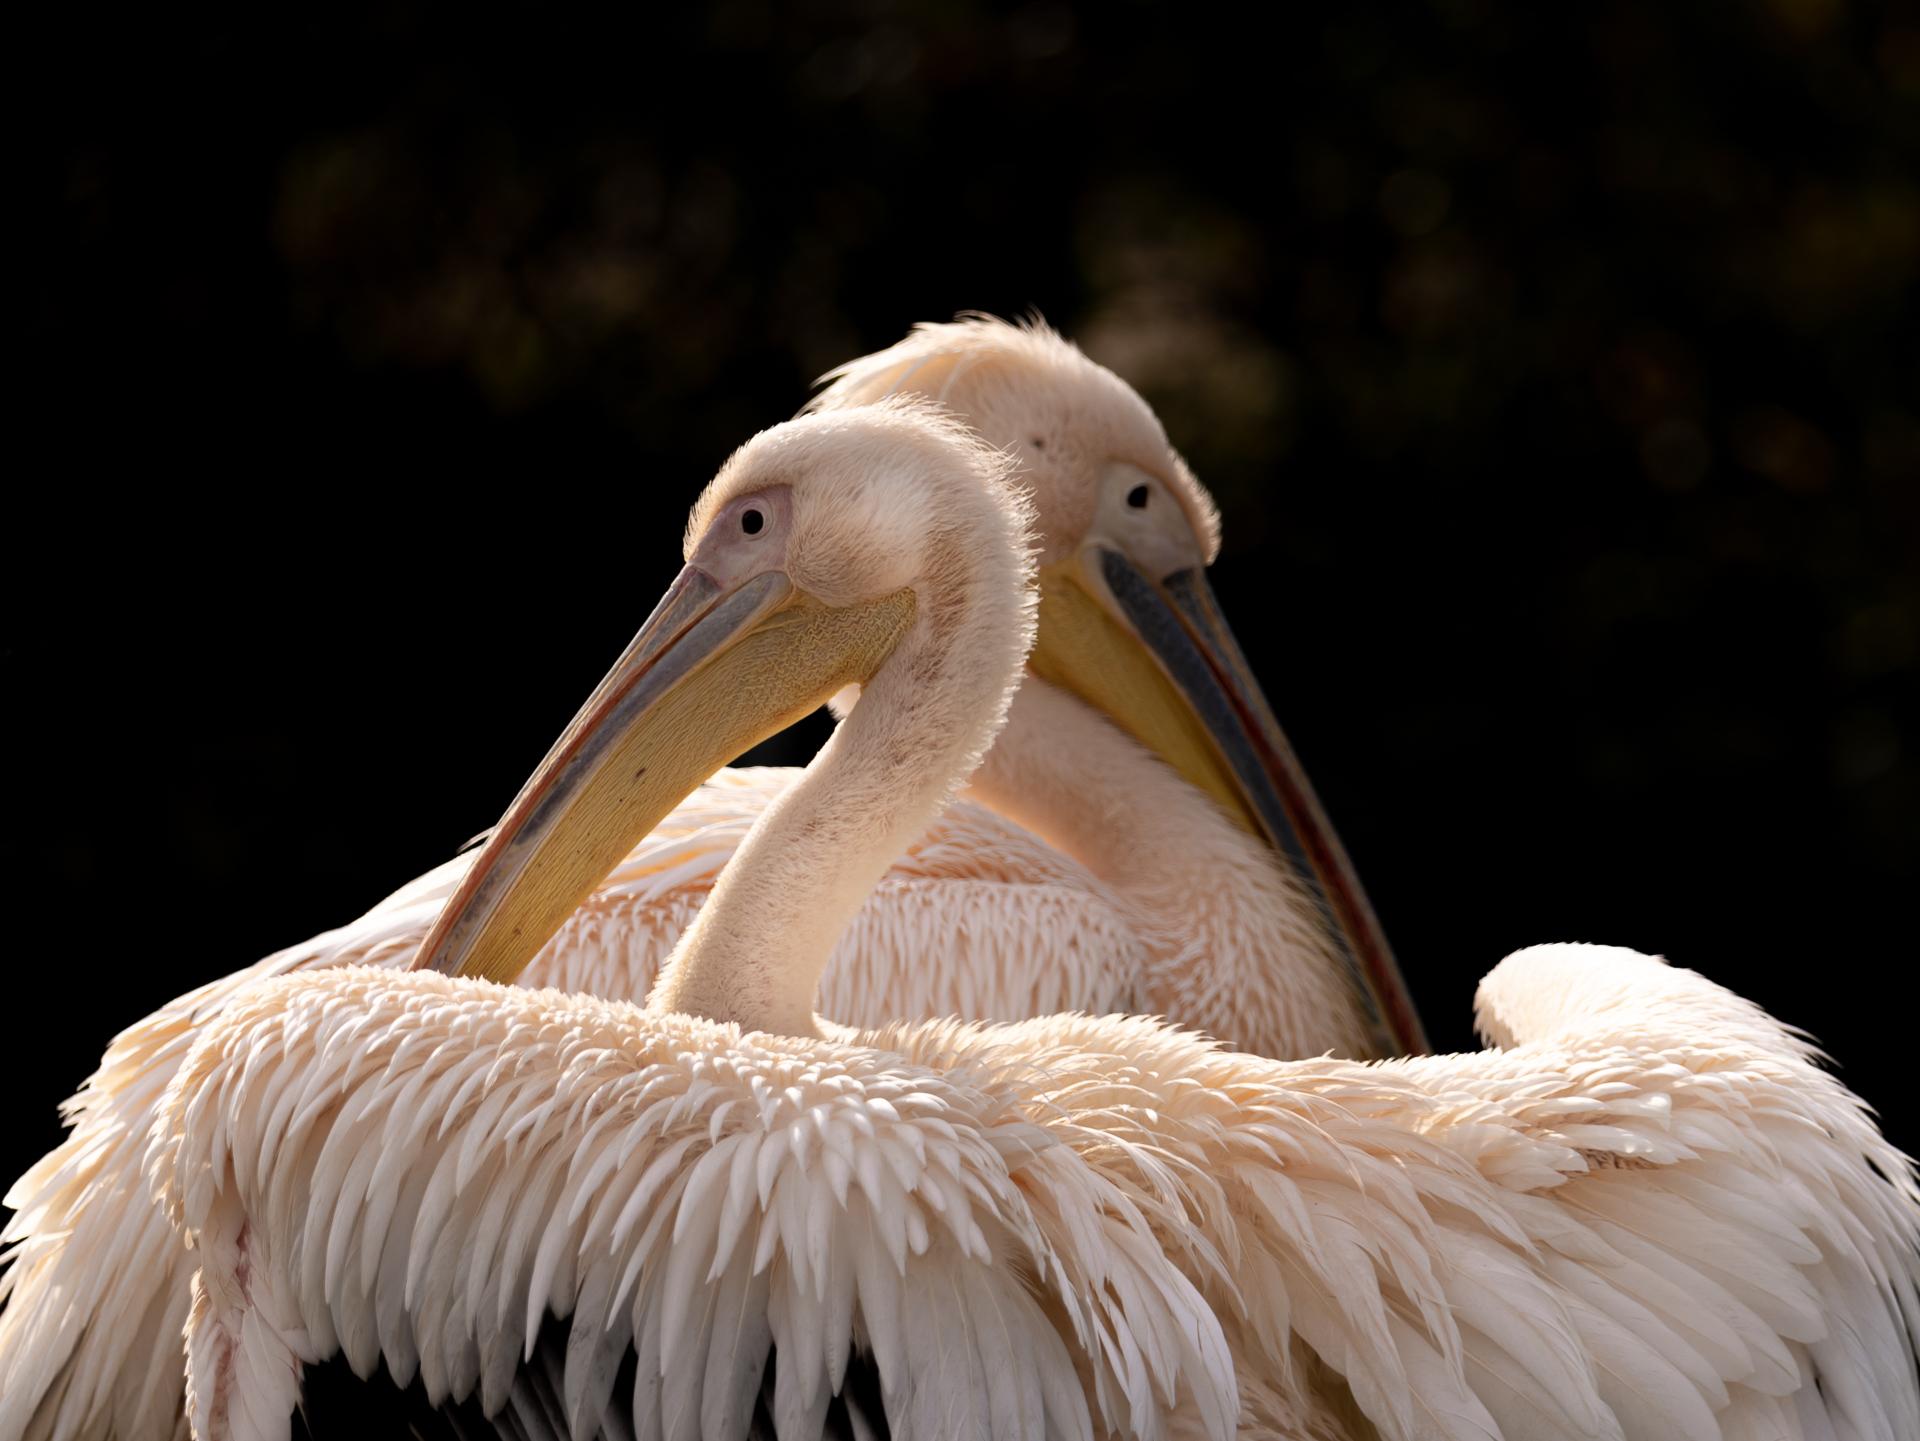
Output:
[152, 401, 1920, 1440]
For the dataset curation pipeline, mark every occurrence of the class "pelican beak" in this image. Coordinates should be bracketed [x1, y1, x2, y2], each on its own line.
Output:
[1030, 548, 1428, 1054]
[413, 567, 915, 985]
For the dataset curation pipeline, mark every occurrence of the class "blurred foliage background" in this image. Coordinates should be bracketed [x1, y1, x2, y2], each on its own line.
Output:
[8, 0, 1916, 1170]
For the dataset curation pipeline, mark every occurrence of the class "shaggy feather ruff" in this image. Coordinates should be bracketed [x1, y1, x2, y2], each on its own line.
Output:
[148, 943, 1918, 1441]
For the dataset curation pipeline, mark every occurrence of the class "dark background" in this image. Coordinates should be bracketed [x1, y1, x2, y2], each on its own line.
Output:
[6, 0, 1915, 1190]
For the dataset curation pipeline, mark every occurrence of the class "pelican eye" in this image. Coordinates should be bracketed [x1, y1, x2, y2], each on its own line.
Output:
[1126, 484, 1150, 509]
[741, 508, 765, 535]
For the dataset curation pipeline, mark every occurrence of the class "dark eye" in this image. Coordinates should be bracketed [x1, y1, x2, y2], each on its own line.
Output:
[1126, 484, 1150, 509]
[741, 508, 765, 535]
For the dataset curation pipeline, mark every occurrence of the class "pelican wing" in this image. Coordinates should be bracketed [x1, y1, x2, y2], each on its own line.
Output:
[1429, 946, 1920, 1441]
[0, 771, 1144, 1441]
[146, 947, 1918, 1441]
[880, 949, 1920, 1441]
[156, 968, 1232, 1441]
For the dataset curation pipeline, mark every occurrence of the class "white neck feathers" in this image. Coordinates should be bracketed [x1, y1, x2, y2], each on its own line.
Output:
[966, 678, 1374, 1058]
[648, 469, 1036, 1036]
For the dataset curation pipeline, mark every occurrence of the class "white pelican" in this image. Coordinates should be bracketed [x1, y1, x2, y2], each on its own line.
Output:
[1, 318, 1419, 1440]
[146, 401, 1915, 1439]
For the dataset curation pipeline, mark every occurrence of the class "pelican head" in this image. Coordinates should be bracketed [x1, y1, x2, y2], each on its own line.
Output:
[415, 400, 1033, 988]
[813, 316, 1421, 1053]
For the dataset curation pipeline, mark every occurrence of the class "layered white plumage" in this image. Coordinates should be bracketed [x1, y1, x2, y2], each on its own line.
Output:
[8, 346, 1914, 1441]
[153, 943, 1919, 1441]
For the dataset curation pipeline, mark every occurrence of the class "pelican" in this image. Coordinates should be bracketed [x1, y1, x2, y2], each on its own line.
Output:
[1, 318, 1419, 1440]
[147, 401, 1916, 1439]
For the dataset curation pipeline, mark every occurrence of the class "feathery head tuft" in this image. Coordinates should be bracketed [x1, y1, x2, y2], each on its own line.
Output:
[686, 396, 1036, 623]
[809, 314, 1220, 568]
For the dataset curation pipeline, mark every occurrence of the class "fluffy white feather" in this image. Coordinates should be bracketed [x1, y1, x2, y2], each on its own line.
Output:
[149, 945, 1918, 1441]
